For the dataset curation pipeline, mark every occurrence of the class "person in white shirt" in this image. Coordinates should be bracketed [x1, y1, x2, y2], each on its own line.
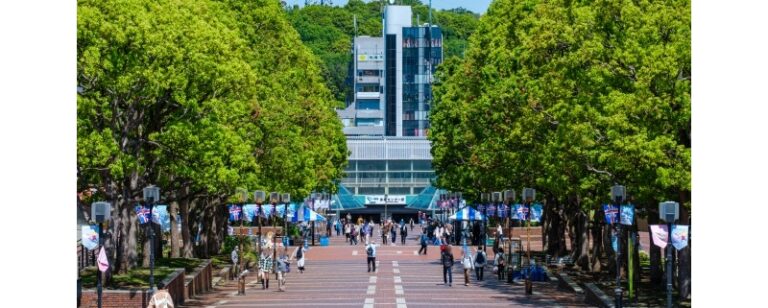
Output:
[497, 224, 503, 237]
[365, 241, 378, 272]
[461, 247, 474, 286]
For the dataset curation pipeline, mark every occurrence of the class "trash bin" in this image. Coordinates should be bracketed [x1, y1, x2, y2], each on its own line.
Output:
[320, 236, 329, 246]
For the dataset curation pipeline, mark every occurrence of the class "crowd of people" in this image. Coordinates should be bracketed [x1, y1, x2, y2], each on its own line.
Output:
[245, 215, 512, 293]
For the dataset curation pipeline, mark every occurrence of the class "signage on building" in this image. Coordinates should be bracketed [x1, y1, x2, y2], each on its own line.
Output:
[365, 195, 406, 205]
[358, 54, 383, 62]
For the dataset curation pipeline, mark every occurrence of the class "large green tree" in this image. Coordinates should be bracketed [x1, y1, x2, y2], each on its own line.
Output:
[78, 0, 346, 272]
[429, 0, 689, 292]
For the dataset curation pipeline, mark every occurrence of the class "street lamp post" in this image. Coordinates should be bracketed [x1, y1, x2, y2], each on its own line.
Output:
[282, 193, 290, 247]
[91, 201, 112, 308]
[491, 192, 501, 247]
[611, 185, 626, 308]
[142, 185, 160, 298]
[659, 201, 679, 308]
[384, 193, 388, 223]
[254, 191, 266, 262]
[522, 187, 535, 295]
[236, 189, 248, 295]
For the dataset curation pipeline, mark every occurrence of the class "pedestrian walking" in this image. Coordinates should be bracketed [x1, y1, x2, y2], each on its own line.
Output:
[276, 247, 289, 291]
[345, 222, 351, 243]
[495, 248, 506, 281]
[441, 245, 455, 286]
[294, 243, 306, 273]
[382, 222, 389, 245]
[350, 224, 358, 245]
[461, 248, 474, 286]
[391, 222, 397, 245]
[409, 218, 414, 231]
[418, 232, 428, 255]
[474, 246, 487, 281]
[400, 221, 407, 245]
[365, 241, 378, 273]
[259, 249, 273, 289]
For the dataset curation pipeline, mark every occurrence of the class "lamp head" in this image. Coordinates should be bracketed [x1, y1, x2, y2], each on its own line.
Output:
[503, 190, 515, 204]
[611, 185, 626, 204]
[143, 185, 160, 204]
[254, 191, 266, 204]
[522, 188, 536, 202]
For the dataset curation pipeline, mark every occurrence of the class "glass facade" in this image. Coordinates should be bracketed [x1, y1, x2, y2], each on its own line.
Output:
[385, 34, 397, 136]
[341, 159, 436, 195]
[401, 26, 442, 136]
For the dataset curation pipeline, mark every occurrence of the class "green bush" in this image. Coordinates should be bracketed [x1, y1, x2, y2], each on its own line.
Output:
[639, 250, 650, 267]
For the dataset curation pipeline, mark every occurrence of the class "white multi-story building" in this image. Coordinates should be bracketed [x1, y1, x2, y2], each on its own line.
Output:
[335, 5, 444, 222]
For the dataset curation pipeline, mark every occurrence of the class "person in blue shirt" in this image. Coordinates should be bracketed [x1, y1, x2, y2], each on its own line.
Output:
[418, 231, 428, 255]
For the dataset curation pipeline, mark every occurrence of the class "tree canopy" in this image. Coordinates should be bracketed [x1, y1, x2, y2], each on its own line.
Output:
[430, 0, 690, 209]
[78, 0, 347, 271]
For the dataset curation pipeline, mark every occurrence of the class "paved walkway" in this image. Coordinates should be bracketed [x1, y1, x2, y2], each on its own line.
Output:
[181, 232, 591, 307]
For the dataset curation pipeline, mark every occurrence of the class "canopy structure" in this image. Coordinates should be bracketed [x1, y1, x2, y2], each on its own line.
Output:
[404, 186, 440, 210]
[292, 205, 326, 222]
[331, 185, 365, 210]
[449, 206, 486, 221]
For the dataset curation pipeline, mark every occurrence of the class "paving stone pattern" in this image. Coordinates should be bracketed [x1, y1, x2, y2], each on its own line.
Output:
[181, 231, 592, 307]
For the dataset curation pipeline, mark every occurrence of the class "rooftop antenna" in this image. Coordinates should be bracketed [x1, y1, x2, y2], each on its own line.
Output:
[429, 0, 432, 26]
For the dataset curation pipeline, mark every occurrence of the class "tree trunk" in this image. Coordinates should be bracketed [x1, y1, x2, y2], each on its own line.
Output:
[170, 198, 181, 258]
[590, 208, 604, 272]
[181, 194, 194, 258]
[575, 210, 591, 271]
[648, 209, 663, 284]
[542, 198, 552, 254]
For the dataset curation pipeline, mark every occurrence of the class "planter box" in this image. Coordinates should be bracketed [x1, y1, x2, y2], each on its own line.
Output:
[184, 259, 213, 299]
[79, 269, 185, 308]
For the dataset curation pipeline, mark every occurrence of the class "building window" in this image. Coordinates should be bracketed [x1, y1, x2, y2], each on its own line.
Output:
[388, 187, 411, 195]
[358, 70, 380, 77]
[355, 118, 383, 127]
[357, 83, 380, 93]
[357, 99, 380, 110]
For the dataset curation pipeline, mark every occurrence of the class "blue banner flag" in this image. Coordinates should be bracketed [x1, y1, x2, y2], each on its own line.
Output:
[531, 204, 543, 222]
[229, 204, 242, 222]
[603, 204, 619, 225]
[487, 204, 496, 217]
[135, 205, 151, 225]
[516, 204, 530, 221]
[243, 204, 257, 222]
[497, 204, 507, 218]
[153, 205, 171, 232]
[620, 204, 635, 226]
[81, 224, 99, 250]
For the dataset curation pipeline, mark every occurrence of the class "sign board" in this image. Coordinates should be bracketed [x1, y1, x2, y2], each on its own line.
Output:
[365, 195, 406, 205]
[603, 204, 619, 224]
[81, 225, 99, 250]
[650, 224, 690, 250]
[358, 54, 383, 62]
[620, 204, 635, 226]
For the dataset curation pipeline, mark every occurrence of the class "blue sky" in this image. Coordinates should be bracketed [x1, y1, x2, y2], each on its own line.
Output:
[284, 0, 493, 14]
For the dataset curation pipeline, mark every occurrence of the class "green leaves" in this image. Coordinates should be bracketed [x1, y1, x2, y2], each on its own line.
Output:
[429, 0, 690, 208]
[78, 0, 348, 200]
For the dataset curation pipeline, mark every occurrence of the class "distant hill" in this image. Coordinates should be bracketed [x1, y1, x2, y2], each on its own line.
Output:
[285, 0, 480, 105]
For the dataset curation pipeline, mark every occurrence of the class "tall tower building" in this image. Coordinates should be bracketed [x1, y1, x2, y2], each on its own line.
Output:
[335, 5, 443, 222]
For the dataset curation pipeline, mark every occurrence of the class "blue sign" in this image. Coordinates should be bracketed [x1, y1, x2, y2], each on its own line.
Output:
[603, 204, 619, 225]
[620, 204, 635, 226]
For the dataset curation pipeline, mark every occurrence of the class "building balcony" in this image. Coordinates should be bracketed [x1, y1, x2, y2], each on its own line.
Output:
[356, 92, 381, 100]
[356, 109, 383, 119]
